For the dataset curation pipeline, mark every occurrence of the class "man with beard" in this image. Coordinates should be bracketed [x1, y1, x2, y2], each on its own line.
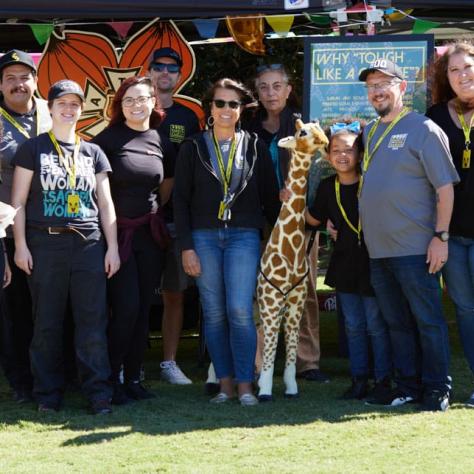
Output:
[149, 48, 200, 385]
[358, 59, 459, 411]
[0, 50, 51, 403]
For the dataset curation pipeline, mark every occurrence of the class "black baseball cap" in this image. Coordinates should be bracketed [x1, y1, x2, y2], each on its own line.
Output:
[150, 47, 183, 68]
[48, 79, 85, 102]
[358, 59, 404, 81]
[0, 49, 36, 74]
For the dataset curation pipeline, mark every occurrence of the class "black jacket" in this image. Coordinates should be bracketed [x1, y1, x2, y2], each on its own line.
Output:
[173, 131, 280, 251]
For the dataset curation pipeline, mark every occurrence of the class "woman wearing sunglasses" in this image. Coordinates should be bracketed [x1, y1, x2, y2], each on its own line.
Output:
[174, 78, 280, 406]
[93, 76, 175, 404]
[11, 79, 120, 414]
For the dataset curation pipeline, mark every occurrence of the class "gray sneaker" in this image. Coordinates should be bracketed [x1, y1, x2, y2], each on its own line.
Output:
[160, 361, 192, 385]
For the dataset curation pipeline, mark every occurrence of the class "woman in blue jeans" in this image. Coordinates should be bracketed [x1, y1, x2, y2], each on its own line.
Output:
[428, 40, 474, 407]
[174, 78, 280, 406]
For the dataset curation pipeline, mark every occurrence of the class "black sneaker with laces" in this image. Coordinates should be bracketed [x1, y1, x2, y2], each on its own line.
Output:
[420, 390, 449, 412]
[124, 382, 156, 400]
[111, 383, 134, 405]
[13, 388, 33, 404]
[38, 402, 60, 413]
[90, 399, 113, 415]
[365, 388, 417, 407]
[296, 369, 330, 383]
[365, 376, 392, 401]
[342, 376, 368, 400]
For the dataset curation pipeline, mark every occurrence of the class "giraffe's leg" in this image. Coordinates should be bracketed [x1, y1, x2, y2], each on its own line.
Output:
[257, 280, 285, 401]
[283, 282, 308, 397]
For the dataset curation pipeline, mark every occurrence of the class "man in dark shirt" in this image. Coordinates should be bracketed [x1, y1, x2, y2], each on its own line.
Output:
[0, 50, 51, 403]
[149, 48, 200, 384]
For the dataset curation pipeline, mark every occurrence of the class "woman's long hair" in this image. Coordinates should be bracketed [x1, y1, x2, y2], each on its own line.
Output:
[430, 40, 474, 105]
[109, 76, 165, 128]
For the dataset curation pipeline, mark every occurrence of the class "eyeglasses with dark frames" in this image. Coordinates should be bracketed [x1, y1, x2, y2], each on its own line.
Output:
[122, 96, 152, 107]
[212, 99, 241, 109]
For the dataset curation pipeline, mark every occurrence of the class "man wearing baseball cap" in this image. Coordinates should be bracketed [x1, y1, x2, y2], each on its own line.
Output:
[358, 58, 459, 411]
[148, 47, 200, 385]
[0, 49, 51, 404]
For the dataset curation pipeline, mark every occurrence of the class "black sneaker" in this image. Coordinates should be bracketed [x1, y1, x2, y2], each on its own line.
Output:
[342, 377, 368, 400]
[124, 382, 156, 400]
[38, 402, 60, 413]
[13, 388, 33, 404]
[111, 383, 134, 405]
[365, 388, 417, 407]
[296, 369, 330, 383]
[365, 377, 392, 401]
[90, 399, 113, 415]
[420, 390, 449, 412]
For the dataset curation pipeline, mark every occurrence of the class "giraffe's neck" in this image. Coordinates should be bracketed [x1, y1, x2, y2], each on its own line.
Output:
[284, 149, 313, 214]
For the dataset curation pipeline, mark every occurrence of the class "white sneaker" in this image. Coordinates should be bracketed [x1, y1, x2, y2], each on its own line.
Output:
[160, 361, 192, 385]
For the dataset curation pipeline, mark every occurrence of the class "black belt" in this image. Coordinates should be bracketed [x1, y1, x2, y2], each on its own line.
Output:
[28, 225, 89, 239]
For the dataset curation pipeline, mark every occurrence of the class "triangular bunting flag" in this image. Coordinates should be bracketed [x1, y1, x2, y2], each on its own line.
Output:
[305, 13, 331, 26]
[29, 24, 54, 46]
[265, 15, 294, 35]
[412, 19, 440, 34]
[193, 19, 219, 39]
[107, 21, 134, 40]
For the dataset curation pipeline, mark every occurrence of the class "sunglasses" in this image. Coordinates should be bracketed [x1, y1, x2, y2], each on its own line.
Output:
[150, 63, 180, 73]
[256, 63, 284, 74]
[212, 99, 241, 109]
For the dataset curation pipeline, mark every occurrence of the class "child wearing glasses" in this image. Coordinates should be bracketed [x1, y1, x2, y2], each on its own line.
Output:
[305, 119, 392, 401]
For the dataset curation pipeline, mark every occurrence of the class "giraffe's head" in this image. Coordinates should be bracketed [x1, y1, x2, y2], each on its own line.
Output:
[278, 119, 329, 155]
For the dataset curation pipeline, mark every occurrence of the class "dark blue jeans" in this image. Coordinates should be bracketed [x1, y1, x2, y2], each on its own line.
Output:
[193, 228, 259, 383]
[338, 292, 391, 380]
[443, 236, 474, 375]
[27, 230, 112, 405]
[370, 255, 450, 396]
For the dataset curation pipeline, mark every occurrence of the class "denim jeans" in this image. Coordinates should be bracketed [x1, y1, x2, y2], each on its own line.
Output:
[443, 236, 474, 375]
[193, 227, 260, 383]
[338, 292, 391, 381]
[370, 255, 450, 396]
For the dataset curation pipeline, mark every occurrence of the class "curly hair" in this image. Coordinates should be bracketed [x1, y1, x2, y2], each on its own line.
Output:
[202, 78, 255, 122]
[108, 76, 165, 128]
[430, 40, 474, 105]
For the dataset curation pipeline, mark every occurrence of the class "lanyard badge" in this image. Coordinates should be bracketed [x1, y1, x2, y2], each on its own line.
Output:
[455, 100, 473, 169]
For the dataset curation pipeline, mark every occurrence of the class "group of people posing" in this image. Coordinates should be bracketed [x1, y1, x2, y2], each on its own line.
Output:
[0, 39, 473, 413]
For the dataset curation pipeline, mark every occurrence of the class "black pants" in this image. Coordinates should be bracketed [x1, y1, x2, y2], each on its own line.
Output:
[27, 229, 111, 405]
[0, 238, 33, 391]
[108, 227, 162, 383]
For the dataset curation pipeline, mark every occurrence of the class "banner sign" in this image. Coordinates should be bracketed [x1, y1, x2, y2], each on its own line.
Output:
[303, 35, 434, 126]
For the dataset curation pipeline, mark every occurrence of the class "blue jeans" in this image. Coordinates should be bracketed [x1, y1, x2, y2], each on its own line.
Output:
[193, 228, 260, 383]
[370, 255, 450, 396]
[338, 292, 391, 380]
[443, 236, 474, 375]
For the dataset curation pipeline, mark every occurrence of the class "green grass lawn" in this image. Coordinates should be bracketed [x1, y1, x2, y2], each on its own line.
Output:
[1, 297, 473, 473]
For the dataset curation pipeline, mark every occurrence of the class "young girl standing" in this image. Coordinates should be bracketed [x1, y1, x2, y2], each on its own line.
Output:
[305, 121, 392, 400]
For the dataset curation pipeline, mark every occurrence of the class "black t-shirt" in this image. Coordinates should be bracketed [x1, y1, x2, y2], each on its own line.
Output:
[93, 122, 175, 218]
[426, 103, 474, 238]
[160, 102, 200, 150]
[12, 132, 111, 230]
[308, 175, 373, 295]
[159, 102, 200, 223]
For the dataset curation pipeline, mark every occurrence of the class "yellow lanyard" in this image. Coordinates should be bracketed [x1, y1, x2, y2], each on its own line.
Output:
[455, 100, 473, 169]
[0, 105, 39, 139]
[335, 177, 361, 243]
[48, 131, 80, 191]
[359, 107, 410, 196]
[212, 131, 236, 196]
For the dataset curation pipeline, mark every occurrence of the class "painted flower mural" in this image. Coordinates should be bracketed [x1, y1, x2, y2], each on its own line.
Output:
[37, 19, 204, 138]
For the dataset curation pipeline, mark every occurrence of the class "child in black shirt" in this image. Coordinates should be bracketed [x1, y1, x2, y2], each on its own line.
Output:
[305, 121, 392, 400]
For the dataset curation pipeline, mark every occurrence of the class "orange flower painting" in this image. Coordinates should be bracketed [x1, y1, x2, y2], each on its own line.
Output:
[37, 19, 204, 138]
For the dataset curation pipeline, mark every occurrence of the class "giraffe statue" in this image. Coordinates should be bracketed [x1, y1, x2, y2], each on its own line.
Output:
[257, 118, 328, 401]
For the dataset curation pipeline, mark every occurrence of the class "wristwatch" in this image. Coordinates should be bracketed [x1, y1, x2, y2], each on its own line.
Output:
[434, 231, 450, 242]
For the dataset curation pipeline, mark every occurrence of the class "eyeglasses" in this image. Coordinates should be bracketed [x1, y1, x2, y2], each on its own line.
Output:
[256, 63, 284, 74]
[212, 99, 241, 109]
[364, 80, 401, 92]
[150, 63, 180, 73]
[122, 96, 151, 107]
